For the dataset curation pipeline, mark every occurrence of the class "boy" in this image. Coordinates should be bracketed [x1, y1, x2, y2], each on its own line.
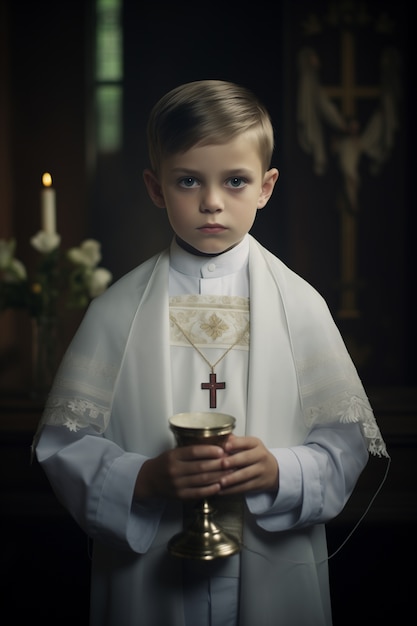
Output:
[34, 80, 388, 626]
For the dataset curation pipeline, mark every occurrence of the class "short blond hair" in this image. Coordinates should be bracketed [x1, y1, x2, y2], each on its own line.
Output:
[147, 79, 275, 175]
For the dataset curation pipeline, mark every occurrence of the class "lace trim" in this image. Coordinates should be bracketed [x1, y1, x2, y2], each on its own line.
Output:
[42, 396, 110, 433]
[307, 392, 388, 457]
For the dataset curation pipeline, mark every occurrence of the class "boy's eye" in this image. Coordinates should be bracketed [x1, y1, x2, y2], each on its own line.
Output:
[179, 177, 199, 188]
[226, 177, 247, 189]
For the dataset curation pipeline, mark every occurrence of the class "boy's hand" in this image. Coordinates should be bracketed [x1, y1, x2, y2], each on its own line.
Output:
[134, 444, 233, 501]
[217, 435, 279, 496]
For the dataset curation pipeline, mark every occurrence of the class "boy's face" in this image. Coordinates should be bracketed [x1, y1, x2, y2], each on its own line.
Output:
[144, 133, 278, 255]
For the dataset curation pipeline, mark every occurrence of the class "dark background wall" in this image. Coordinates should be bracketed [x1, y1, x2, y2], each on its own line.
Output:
[0, 0, 415, 624]
[1, 0, 414, 390]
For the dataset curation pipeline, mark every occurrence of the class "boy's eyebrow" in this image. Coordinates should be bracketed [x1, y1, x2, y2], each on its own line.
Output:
[169, 167, 255, 176]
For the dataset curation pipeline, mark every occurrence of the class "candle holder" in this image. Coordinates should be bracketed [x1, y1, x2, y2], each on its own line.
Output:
[168, 412, 241, 560]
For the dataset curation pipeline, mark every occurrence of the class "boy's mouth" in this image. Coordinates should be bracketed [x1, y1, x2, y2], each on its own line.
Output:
[198, 223, 226, 234]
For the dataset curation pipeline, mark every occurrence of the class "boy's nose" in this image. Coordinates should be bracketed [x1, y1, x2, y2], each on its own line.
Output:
[200, 188, 224, 212]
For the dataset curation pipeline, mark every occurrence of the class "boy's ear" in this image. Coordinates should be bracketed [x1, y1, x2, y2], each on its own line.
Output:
[143, 169, 166, 208]
[257, 168, 279, 209]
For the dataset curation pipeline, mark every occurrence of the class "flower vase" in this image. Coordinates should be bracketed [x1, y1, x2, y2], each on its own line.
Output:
[31, 315, 59, 399]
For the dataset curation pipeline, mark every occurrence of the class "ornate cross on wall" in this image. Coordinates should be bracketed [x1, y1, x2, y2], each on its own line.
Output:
[324, 29, 380, 318]
[297, 8, 400, 320]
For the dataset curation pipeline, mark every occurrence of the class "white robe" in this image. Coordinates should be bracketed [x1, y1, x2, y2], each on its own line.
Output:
[35, 235, 387, 626]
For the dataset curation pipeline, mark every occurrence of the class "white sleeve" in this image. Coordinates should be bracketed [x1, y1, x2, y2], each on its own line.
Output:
[246, 422, 369, 531]
[36, 425, 165, 553]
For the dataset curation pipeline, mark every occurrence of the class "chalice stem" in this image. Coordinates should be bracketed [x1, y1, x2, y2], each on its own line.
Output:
[185, 498, 220, 535]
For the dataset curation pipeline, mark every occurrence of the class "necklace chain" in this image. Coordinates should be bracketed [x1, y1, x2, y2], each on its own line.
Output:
[169, 314, 249, 372]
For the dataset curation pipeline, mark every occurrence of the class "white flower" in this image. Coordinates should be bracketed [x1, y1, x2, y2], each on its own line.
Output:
[0, 239, 27, 282]
[30, 231, 61, 253]
[67, 239, 102, 268]
[1, 231, 111, 313]
[0, 238, 16, 268]
[87, 267, 113, 298]
[4, 258, 27, 282]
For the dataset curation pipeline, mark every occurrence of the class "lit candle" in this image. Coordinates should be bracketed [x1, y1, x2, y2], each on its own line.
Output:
[41, 172, 56, 235]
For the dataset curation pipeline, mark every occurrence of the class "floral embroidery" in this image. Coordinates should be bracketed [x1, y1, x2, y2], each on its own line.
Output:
[170, 294, 249, 350]
[63, 415, 83, 432]
[41, 396, 110, 433]
[200, 313, 229, 340]
[308, 392, 388, 457]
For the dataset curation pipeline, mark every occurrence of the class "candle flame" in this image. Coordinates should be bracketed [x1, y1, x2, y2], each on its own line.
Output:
[42, 172, 53, 187]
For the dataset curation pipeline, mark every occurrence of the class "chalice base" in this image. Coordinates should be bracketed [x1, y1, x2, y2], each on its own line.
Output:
[168, 500, 241, 560]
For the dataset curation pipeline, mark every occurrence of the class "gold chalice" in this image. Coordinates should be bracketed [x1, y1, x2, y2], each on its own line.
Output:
[168, 411, 241, 560]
